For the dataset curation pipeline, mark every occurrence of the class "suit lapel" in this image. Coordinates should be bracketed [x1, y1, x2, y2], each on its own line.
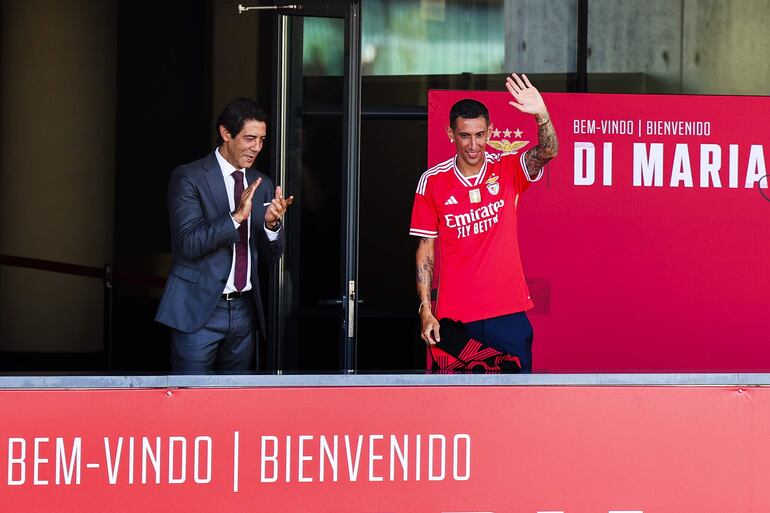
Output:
[203, 151, 232, 216]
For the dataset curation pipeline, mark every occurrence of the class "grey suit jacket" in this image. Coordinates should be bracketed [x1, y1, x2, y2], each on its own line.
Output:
[155, 150, 285, 334]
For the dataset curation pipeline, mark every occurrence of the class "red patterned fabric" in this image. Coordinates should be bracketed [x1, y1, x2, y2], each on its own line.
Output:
[428, 318, 521, 373]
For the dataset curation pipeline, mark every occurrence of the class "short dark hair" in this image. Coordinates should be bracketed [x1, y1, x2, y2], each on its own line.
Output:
[449, 99, 489, 129]
[216, 97, 269, 145]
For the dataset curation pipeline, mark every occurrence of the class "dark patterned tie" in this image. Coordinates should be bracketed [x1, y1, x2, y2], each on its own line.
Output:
[232, 170, 248, 291]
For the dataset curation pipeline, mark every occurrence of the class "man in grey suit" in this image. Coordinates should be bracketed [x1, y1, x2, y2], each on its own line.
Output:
[156, 98, 293, 373]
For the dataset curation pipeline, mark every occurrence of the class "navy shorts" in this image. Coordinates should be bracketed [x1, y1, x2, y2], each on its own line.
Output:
[464, 312, 534, 372]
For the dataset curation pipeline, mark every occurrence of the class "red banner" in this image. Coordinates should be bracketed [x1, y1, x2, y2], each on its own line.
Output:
[428, 91, 770, 372]
[3, 385, 770, 512]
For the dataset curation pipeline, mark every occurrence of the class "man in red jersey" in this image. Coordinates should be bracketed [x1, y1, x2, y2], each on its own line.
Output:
[410, 73, 558, 372]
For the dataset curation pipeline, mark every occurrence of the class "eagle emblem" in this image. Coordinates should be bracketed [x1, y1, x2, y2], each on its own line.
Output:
[486, 139, 528, 155]
[486, 175, 500, 195]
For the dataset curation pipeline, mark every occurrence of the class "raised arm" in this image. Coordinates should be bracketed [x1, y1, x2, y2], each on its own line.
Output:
[416, 237, 440, 344]
[505, 73, 559, 179]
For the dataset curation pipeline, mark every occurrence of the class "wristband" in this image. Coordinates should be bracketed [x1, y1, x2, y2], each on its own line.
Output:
[418, 300, 431, 314]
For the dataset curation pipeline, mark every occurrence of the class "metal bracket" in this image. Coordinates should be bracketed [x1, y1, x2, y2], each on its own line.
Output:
[347, 280, 356, 338]
[237, 3, 302, 14]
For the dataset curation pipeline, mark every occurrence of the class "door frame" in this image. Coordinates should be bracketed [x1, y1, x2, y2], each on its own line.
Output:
[267, 0, 361, 373]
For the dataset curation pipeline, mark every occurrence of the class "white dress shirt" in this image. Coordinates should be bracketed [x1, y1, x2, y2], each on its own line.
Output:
[215, 148, 279, 294]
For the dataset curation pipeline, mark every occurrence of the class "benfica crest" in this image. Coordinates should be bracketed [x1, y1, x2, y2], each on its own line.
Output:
[486, 174, 500, 195]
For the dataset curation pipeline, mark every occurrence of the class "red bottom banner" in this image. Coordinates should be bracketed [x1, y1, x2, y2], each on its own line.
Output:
[2, 384, 769, 512]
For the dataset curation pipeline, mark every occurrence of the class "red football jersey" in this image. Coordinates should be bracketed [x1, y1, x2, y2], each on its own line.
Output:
[410, 151, 542, 322]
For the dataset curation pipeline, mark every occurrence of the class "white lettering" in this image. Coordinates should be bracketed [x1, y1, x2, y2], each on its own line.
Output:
[344, 435, 364, 481]
[746, 145, 768, 188]
[600, 119, 634, 134]
[633, 143, 664, 186]
[260, 436, 278, 483]
[194, 436, 211, 484]
[7, 438, 26, 486]
[55, 438, 81, 485]
[256, 433, 471, 484]
[670, 144, 693, 187]
[319, 435, 338, 482]
[128, 437, 135, 485]
[390, 435, 408, 481]
[141, 437, 161, 485]
[646, 120, 711, 136]
[428, 434, 446, 481]
[34, 438, 48, 485]
[368, 435, 384, 482]
[298, 435, 313, 483]
[730, 144, 739, 188]
[445, 199, 504, 229]
[603, 142, 613, 186]
[168, 437, 186, 484]
[453, 434, 471, 481]
[284, 435, 291, 482]
[415, 434, 421, 481]
[700, 144, 722, 188]
[104, 437, 123, 485]
[574, 142, 595, 186]
[573, 119, 596, 134]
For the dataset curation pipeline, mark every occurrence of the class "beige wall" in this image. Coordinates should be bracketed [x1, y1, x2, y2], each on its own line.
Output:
[0, 0, 117, 352]
[211, 0, 259, 144]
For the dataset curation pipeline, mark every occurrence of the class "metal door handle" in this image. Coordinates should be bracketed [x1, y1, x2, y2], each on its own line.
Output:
[238, 4, 302, 14]
[318, 298, 364, 306]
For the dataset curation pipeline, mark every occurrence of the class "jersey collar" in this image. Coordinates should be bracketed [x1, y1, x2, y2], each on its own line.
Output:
[453, 153, 489, 188]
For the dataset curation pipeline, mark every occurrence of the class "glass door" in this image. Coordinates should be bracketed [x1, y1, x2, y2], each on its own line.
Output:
[268, 1, 360, 373]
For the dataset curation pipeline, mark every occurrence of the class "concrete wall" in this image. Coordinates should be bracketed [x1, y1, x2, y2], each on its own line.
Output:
[587, 0, 683, 92]
[682, 0, 770, 95]
[504, 0, 577, 73]
[505, 0, 770, 95]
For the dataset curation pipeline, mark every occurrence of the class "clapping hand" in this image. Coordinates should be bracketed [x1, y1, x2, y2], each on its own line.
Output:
[264, 186, 294, 230]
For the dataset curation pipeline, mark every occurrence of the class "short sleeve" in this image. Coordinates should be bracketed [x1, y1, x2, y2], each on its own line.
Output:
[409, 187, 438, 238]
[507, 151, 543, 195]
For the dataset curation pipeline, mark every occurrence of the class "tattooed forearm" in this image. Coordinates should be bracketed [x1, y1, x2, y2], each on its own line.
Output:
[417, 253, 434, 286]
[415, 237, 435, 301]
[524, 114, 559, 179]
